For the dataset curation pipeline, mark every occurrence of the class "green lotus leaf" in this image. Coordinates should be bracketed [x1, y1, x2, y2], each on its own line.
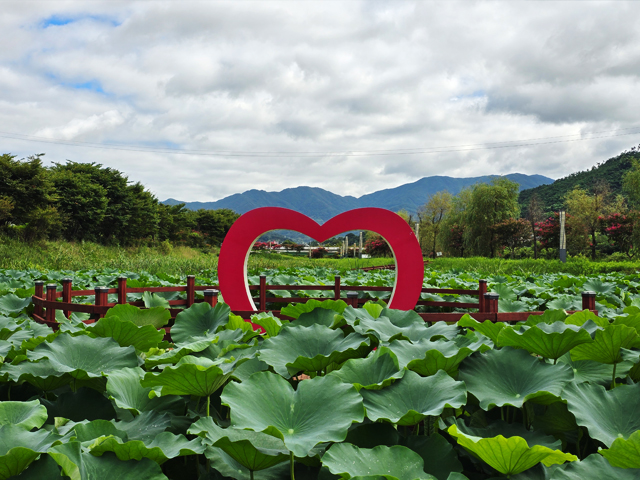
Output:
[565, 310, 609, 328]
[226, 314, 260, 342]
[447, 424, 577, 475]
[141, 356, 232, 398]
[10, 454, 61, 479]
[230, 358, 269, 383]
[361, 370, 466, 426]
[547, 296, 582, 311]
[400, 435, 464, 480]
[458, 314, 505, 345]
[105, 367, 185, 416]
[350, 315, 433, 345]
[221, 372, 364, 457]
[491, 283, 517, 301]
[26, 334, 139, 380]
[550, 453, 640, 479]
[497, 321, 594, 360]
[458, 347, 573, 409]
[170, 302, 230, 345]
[613, 313, 640, 335]
[203, 447, 289, 480]
[48, 441, 168, 480]
[525, 310, 569, 326]
[289, 308, 340, 329]
[363, 302, 384, 318]
[583, 279, 615, 295]
[258, 324, 370, 378]
[70, 419, 128, 443]
[143, 338, 215, 368]
[104, 304, 170, 329]
[599, 429, 640, 468]
[0, 400, 47, 430]
[454, 419, 562, 449]
[321, 443, 435, 480]
[0, 359, 73, 391]
[0, 294, 31, 315]
[87, 431, 204, 464]
[419, 322, 460, 342]
[561, 382, 640, 447]
[87, 316, 164, 352]
[388, 336, 487, 377]
[327, 347, 404, 390]
[251, 312, 288, 337]
[570, 324, 639, 364]
[142, 291, 170, 309]
[380, 308, 426, 327]
[280, 299, 347, 318]
[557, 352, 632, 386]
[188, 416, 289, 471]
[114, 411, 173, 444]
[0, 425, 60, 479]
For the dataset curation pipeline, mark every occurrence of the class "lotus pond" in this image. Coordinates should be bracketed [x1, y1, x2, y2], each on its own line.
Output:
[0, 267, 640, 479]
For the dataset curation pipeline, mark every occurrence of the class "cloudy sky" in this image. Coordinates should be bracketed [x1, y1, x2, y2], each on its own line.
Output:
[2, 0, 640, 202]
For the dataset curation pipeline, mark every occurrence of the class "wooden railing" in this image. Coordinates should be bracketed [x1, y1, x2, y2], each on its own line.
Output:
[31, 275, 598, 329]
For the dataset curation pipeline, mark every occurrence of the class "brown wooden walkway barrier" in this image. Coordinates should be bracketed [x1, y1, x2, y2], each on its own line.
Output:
[31, 275, 598, 331]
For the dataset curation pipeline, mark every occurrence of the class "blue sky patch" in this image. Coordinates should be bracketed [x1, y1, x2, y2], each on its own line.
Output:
[40, 14, 121, 29]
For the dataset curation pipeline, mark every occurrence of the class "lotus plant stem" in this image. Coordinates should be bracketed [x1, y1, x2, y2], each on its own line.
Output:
[290, 451, 295, 480]
[250, 470, 254, 480]
[611, 363, 617, 389]
[501, 407, 505, 422]
[206, 395, 211, 417]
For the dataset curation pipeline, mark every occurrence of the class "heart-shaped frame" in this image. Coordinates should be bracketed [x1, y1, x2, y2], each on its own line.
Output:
[218, 207, 424, 311]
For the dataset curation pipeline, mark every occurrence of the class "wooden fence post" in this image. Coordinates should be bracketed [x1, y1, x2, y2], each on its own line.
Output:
[478, 279, 487, 313]
[334, 275, 341, 300]
[204, 289, 219, 307]
[484, 292, 499, 314]
[95, 286, 109, 319]
[34, 280, 44, 318]
[61, 278, 72, 318]
[346, 291, 358, 309]
[259, 275, 267, 311]
[46, 284, 57, 323]
[117, 277, 128, 304]
[186, 275, 195, 307]
[582, 291, 596, 311]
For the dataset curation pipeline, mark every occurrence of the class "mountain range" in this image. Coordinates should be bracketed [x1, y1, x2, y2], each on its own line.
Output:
[164, 173, 553, 223]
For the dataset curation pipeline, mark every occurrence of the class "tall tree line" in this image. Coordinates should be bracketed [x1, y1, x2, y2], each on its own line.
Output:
[0, 154, 239, 246]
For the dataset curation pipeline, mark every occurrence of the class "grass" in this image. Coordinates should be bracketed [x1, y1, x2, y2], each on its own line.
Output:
[0, 237, 393, 275]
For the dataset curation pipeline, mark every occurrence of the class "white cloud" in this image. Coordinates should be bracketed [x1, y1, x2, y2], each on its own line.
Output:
[1, 0, 639, 202]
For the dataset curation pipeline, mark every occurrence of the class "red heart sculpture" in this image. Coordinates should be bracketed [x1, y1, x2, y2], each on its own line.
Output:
[218, 207, 424, 311]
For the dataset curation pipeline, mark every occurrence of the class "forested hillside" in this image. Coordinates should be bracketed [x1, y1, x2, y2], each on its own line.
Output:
[519, 146, 640, 215]
[0, 154, 238, 247]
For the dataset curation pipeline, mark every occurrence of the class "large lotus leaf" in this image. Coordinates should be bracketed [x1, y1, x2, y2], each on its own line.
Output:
[48, 441, 168, 480]
[565, 310, 609, 328]
[550, 453, 640, 479]
[363, 302, 384, 318]
[525, 310, 569, 326]
[557, 352, 632, 386]
[380, 307, 425, 327]
[251, 312, 288, 337]
[0, 425, 60, 479]
[27, 334, 139, 379]
[142, 291, 170, 309]
[0, 400, 47, 430]
[613, 313, 640, 334]
[188, 417, 289, 471]
[400, 435, 464, 480]
[104, 304, 170, 329]
[388, 336, 487, 377]
[203, 447, 290, 480]
[230, 358, 269, 383]
[351, 315, 432, 345]
[221, 372, 364, 457]
[583, 279, 615, 295]
[497, 322, 594, 361]
[561, 382, 640, 447]
[289, 308, 340, 329]
[0, 294, 31, 315]
[327, 347, 404, 390]
[105, 367, 185, 415]
[570, 324, 639, 364]
[114, 411, 173, 444]
[0, 360, 73, 391]
[599, 429, 640, 468]
[10, 454, 61, 479]
[87, 316, 164, 352]
[170, 302, 230, 345]
[459, 348, 573, 409]
[420, 322, 460, 342]
[226, 314, 260, 342]
[321, 443, 435, 480]
[280, 299, 347, 318]
[499, 299, 530, 313]
[458, 315, 505, 345]
[447, 424, 576, 475]
[70, 419, 128, 443]
[141, 356, 232, 398]
[258, 324, 370, 377]
[87, 431, 204, 465]
[361, 370, 466, 426]
[547, 296, 582, 311]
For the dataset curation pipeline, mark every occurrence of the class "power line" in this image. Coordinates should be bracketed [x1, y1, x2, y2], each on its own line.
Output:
[1, 127, 639, 158]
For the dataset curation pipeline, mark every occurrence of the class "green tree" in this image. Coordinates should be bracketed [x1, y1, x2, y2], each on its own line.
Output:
[525, 193, 544, 259]
[466, 178, 520, 257]
[195, 208, 240, 246]
[439, 187, 472, 257]
[417, 191, 452, 258]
